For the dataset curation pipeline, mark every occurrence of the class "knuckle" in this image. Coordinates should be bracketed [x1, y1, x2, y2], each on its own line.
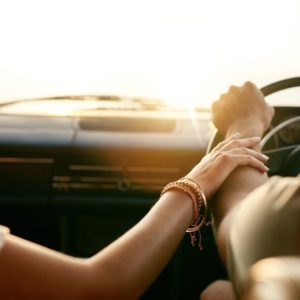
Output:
[241, 147, 248, 153]
[229, 85, 239, 93]
[246, 155, 253, 162]
[219, 93, 227, 100]
[244, 81, 254, 88]
[214, 150, 223, 158]
[219, 153, 232, 163]
[216, 140, 226, 149]
[229, 140, 240, 148]
[211, 101, 219, 112]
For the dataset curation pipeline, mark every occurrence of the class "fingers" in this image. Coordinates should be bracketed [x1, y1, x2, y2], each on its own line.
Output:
[211, 133, 241, 152]
[231, 153, 269, 173]
[243, 81, 256, 89]
[214, 152, 268, 177]
[220, 136, 261, 151]
[212, 138, 270, 174]
[228, 81, 259, 96]
[228, 85, 239, 94]
[212, 133, 261, 153]
[217, 147, 269, 164]
[187, 136, 269, 198]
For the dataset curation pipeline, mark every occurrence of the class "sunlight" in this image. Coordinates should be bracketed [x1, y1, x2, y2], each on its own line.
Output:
[0, 101, 98, 117]
[0, 0, 299, 107]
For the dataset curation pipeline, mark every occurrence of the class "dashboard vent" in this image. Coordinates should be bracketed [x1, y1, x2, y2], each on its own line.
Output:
[53, 164, 181, 194]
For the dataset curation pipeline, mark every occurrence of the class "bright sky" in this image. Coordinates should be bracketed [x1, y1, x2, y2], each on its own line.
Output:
[0, 0, 300, 107]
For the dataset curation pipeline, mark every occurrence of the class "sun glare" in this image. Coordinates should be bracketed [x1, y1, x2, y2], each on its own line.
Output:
[0, 0, 300, 107]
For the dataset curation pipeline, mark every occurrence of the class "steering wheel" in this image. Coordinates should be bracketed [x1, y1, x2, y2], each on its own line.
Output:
[207, 77, 300, 176]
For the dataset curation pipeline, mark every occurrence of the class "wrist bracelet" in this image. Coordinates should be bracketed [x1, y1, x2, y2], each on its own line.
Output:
[160, 177, 208, 250]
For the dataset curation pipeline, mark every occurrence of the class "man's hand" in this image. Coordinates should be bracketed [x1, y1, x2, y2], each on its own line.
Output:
[212, 82, 274, 137]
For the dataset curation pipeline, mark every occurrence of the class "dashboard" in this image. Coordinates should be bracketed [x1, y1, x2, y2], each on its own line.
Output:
[0, 111, 211, 197]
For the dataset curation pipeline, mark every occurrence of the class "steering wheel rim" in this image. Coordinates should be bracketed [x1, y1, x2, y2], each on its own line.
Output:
[207, 77, 300, 154]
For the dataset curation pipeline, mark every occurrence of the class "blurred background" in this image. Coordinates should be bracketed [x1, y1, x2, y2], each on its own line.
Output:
[0, 0, 299, 108]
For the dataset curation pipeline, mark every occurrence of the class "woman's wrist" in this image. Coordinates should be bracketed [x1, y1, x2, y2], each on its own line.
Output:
[160, 178, 208, 249]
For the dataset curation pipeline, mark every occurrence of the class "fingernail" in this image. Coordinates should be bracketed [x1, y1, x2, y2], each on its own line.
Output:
[262, 154, 269, 160]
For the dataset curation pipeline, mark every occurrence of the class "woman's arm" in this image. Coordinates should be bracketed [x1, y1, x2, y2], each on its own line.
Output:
[0, 98, 270, 300]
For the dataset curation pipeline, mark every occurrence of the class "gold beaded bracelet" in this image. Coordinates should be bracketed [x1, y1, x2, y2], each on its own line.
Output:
[160, 177, 208, 249]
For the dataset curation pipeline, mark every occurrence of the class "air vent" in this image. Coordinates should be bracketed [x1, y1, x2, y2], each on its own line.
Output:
[53, 164, 181, 194]
[79, 117, 176, 132]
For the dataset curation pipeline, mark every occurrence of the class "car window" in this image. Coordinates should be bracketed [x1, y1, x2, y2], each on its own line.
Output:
[0, 0, 299, 109]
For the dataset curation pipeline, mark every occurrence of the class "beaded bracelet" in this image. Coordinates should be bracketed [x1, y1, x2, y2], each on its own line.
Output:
[160, 177, 208, 249]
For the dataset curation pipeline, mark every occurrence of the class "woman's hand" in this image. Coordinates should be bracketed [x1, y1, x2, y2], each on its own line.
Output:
[185, 133, 269, 199]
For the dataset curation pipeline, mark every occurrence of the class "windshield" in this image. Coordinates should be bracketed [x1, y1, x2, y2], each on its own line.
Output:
[1, 0, 300, 110]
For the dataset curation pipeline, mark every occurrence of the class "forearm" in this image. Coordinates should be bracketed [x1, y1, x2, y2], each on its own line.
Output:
[0, 191, 193, 300]
[0, 235, 91, 300]
[87, 190, 193, 299]
[211, 125, 268, 264]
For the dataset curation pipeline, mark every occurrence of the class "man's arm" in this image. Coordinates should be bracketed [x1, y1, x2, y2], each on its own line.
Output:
[210, 82, 274, 264]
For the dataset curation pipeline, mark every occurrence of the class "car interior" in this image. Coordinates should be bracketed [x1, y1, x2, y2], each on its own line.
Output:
[1, 1, 300, 298]
[0, 77, 299, 299]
